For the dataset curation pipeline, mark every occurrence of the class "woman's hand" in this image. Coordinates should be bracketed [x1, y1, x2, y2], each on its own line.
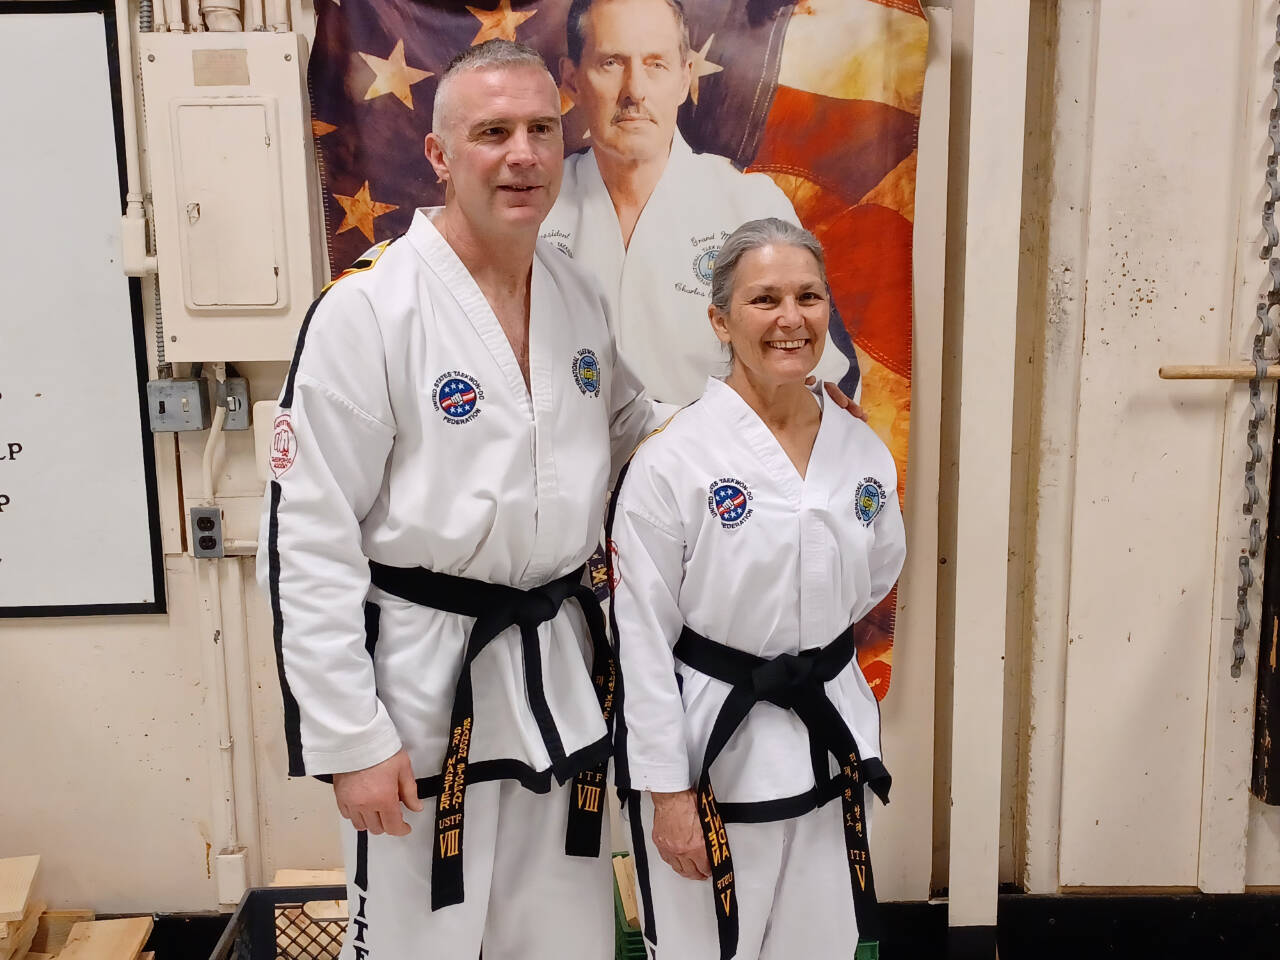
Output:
[651, 789, 711, 881]
[811, 377, 868, 422]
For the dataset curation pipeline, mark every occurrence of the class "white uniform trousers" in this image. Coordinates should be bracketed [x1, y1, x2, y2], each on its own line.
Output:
[338, 777, 613, 960]
[627, 791, 873, 960]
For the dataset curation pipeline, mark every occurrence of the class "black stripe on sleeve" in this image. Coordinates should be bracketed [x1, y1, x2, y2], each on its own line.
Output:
[280, 292, 327, 410]
[269, 479, 307, 777]
[363, 601, 381, 660]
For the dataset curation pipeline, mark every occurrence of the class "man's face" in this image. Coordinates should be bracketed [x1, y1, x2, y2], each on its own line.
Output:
[562, 0, 692, 167]
[425, 65, 564, 234]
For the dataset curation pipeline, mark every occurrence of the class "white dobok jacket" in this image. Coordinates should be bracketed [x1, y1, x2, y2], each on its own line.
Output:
[259, 208, 659, 786]
[609, 377, 906, 812]
[540, 132, 854, 406]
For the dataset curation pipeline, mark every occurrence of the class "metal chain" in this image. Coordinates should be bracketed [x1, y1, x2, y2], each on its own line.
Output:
[1236, 14, 1280, 678]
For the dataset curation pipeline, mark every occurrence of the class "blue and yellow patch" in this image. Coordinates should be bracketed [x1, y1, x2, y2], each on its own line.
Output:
[854, 477, 887, 526]
[572, 347, 602, 397]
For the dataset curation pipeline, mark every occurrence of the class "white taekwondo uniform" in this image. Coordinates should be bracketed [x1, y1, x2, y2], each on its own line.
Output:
[259, 208, 659, 960]
[540, 132, 857, 406]
[608, 376, 906, 960]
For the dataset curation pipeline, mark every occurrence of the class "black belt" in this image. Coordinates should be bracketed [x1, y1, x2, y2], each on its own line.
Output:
[674, 625, 891, 960]
[368, 561, 616, 911]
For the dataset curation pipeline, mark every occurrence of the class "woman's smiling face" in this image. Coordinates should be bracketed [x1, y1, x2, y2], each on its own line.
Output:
[710, 243, 830, 388]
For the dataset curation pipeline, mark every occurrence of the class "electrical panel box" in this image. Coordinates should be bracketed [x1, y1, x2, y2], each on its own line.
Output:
[139, 32, 326, 362]
[147, 376, 211, 432]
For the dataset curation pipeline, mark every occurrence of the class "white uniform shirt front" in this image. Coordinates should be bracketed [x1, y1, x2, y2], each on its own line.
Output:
[260, 209, 658, 784]
[610, 377, 905, 808]
[541, 133, 852, 405]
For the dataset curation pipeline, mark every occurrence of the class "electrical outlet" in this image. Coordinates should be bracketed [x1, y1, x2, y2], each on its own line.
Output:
[190, 506, 224, 558]
[147, 377, 211, 432]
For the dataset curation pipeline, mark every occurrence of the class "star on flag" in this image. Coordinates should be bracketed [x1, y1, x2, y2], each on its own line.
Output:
[689, 34, 724, 105]
[357, 40, 433, 110]
[466, 0, 537, 45]
[333, 182, 398, 243]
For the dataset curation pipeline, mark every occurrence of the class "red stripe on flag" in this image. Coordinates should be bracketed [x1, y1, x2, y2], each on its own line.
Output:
[815, 204, 914, 381]
[749, 86, 918, 208]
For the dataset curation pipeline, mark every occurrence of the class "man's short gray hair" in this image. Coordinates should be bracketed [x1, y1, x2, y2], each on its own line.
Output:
[564, 0, 690, 65]
[431, 39, 552, 137]
[710, 218, 828, 313]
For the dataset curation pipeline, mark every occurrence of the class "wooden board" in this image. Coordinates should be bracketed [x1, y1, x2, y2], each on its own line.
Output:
[270, 869, 345, 887]
[57, 918, 153, 960]
[30, 909, 95, 956]
[0, 858, 39, 923]
[0, 900, 46, 960]
[612, 856, 639, 931]
[301, 901, 346, 922]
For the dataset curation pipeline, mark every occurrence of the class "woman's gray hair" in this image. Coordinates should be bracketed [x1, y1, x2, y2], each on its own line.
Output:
[709, 217, 828, 313]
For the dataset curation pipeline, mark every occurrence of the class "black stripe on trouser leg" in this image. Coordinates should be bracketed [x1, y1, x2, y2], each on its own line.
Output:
[268, 481, 307, 777]
[354, 829, 369, 890]
[565, 585, 615, 857]
[628, 790, 658, 947]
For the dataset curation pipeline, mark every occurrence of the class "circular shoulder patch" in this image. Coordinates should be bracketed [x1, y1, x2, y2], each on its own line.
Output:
[572, 348, 602, 397]
[432, 371, 485, 425]
[707, 476, 753, 529]
[692, 246, 720, 286]
[854, 477, 887, 526]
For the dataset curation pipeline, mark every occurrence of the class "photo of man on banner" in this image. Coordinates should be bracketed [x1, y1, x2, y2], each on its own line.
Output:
[308, 0, 927, 696]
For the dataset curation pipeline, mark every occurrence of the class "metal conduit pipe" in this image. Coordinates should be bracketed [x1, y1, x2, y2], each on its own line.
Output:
[139, 0, 152, 32]
[200, 0, 242, 32]
[265, 0, 289, 33]
[164, 0, 184, 31]
[113, 0, 157, 275]
[203, 554, 240, 855]
[242, 0, 263, 32]
[200, 362, 239, 857]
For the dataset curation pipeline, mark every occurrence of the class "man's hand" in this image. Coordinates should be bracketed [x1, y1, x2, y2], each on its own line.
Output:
[651, 789, 711, 881]
[333, 748, 425, 836]
[811, 377, 868, 422]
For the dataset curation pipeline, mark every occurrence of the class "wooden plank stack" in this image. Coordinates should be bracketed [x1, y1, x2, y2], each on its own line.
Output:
[0, 858, 151, 960]
[56, 919, 153, 960]
[1, 856, 44, 960]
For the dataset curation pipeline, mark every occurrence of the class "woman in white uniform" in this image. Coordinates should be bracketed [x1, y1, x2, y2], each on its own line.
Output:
[607, 218, 906, 960]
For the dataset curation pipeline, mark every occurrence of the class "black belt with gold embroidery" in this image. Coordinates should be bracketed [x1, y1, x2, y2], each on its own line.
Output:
[673, 625, 892, 960]
[368, 560, 616, 911]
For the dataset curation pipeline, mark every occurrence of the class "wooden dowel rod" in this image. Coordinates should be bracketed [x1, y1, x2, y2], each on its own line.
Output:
[1159, 364, 1280, 380]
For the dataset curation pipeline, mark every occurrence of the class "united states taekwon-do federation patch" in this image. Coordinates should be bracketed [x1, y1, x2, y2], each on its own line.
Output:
[854, 477, 887, 526]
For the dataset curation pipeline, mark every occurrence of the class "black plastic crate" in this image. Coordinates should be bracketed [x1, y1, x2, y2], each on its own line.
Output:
[210, 886, 348, 960]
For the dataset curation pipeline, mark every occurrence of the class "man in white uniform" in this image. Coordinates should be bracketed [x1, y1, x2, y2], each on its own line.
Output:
[260, 41, 657, 960]
[541, 0, 860, 406]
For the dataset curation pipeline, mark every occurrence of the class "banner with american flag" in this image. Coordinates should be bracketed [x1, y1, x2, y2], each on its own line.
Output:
[308, 0, 927, 698]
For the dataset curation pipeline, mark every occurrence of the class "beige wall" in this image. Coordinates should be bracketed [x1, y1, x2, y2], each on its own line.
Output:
[8, 0, 1280, 919]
